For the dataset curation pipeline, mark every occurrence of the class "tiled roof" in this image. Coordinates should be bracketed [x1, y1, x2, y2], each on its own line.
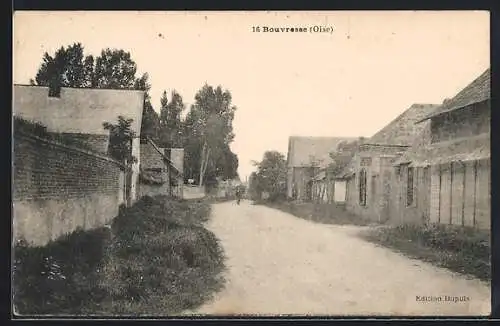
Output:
[287, 136, 357, 168]
[146, 137, 182, 175]
[367, 104, 440, 146]
[394, 133, 490, 167]
[418, 68, 491, 122]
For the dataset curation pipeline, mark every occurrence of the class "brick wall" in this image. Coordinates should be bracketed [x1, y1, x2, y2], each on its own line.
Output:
[55, 133, 110, 154]
[13, 132, 124, 246]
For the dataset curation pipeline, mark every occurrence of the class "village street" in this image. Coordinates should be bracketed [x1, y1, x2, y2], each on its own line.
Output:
[184, 201, 491, 316]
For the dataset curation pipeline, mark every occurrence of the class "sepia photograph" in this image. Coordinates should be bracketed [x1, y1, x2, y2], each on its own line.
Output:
[12, 10, 490, 317]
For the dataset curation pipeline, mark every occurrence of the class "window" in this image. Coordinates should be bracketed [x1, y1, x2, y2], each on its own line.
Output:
[359, 168, 367, 206]
[407, 167, 414, 206]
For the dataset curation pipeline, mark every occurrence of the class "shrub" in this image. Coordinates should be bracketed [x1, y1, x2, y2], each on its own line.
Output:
[13, 227, 110, 315]
[13, 195, 226, 316]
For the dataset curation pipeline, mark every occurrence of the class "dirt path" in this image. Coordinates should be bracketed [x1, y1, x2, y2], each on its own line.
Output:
[184, 201, 490, 316]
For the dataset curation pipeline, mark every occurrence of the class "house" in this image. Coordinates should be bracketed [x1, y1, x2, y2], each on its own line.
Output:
[168, 148, 185, 198]
[393, 68, 490, 229]
[13, 84, 145, 205]
[286, 136, 356, 202]
[138, 137, 183, 199]
[336, 103, 440, 223]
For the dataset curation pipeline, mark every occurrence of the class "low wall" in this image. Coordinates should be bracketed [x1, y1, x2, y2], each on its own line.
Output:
[183, 185, 206, 199]
[13, 132, 124, 246]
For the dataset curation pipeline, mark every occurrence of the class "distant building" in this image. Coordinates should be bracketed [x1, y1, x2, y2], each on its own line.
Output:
[394, 68, 490, 229]
[286, 136, 356, 202]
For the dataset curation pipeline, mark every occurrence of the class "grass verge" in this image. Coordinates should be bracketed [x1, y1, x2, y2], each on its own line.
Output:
[258, 200, 372, 226]
[13, 195, 225, 316]
[360, 223, 490, 282]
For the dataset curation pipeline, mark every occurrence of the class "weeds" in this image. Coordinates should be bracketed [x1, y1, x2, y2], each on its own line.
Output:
[361, 223, 491, 282]
[13, 195, 225, 316]
[262, 200, 371, 226]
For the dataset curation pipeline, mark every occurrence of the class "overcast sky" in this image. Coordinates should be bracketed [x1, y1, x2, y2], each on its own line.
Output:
[13, 11, 489, 180]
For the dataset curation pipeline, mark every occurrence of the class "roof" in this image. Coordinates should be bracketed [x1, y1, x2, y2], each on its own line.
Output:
[367, 103, 440, 146]
[13, 85, 145, 135]
[418, 68, 491, 122]
[146, 137, 182, 175]
[394, 133, 490, 167]
[287, 136, 357, 168]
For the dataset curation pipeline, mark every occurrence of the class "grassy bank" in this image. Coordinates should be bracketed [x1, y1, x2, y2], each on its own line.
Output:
[13, 195, 225, 316]
[361, 223, 491, 282]
[259, 200, 372, 226]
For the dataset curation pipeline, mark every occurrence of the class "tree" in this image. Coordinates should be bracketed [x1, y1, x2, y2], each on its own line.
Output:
[252, 150, 287, 201]
[93, 49, 137, 89]
[248, 171, 261, 200]
[31, 43, 160, 141]
[135, 73, 160, 142]
[327, 137, 366, 175]
[182, 84, 237, 187]
[159, 90, 184, 148]
[33, 43, 89, 96]
[103, 116, 136, 165]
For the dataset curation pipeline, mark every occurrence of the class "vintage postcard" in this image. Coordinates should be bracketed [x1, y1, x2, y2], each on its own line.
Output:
[12, 10, 491, 317]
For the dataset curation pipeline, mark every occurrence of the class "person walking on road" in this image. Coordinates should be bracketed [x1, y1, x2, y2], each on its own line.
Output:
[235, 187, 242, 205]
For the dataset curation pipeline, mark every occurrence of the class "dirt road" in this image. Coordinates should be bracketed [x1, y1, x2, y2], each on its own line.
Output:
[185, 201, 490, 316]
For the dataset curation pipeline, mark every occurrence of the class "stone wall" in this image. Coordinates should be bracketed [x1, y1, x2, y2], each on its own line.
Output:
[13, 132, 124, 246]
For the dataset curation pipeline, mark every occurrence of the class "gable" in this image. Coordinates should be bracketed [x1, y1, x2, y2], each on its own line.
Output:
[367, 104, 439, 146]
[13, 85, 145, 135]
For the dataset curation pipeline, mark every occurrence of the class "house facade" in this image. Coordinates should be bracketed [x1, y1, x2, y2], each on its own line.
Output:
[13, 84, 145, 205]
[394, 69, 491, 230]
[138, 137, 183, 199]
[337, 104, 440, 223]
[286, 136, 355, 202]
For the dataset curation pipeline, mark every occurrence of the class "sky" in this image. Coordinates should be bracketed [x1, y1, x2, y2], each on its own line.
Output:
[13, 11, 490, 181]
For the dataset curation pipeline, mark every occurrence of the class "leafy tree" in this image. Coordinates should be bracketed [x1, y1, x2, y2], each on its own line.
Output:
[93, 49, 137, 89]
[31, 43, 160, 141]
[252, 151, 287, 201]
[182, 84, 238, 186]
[159, 90, 184, 148]
[248, 171, 261, 200]
[103, 116, 137, 165]
[327, 137, 366, 175]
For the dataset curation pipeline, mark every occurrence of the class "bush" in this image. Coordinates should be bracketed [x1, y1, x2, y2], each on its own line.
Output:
[100, 195, 225, 314]
[13, 195, 226, 316]
[13, 227, 111, 315]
